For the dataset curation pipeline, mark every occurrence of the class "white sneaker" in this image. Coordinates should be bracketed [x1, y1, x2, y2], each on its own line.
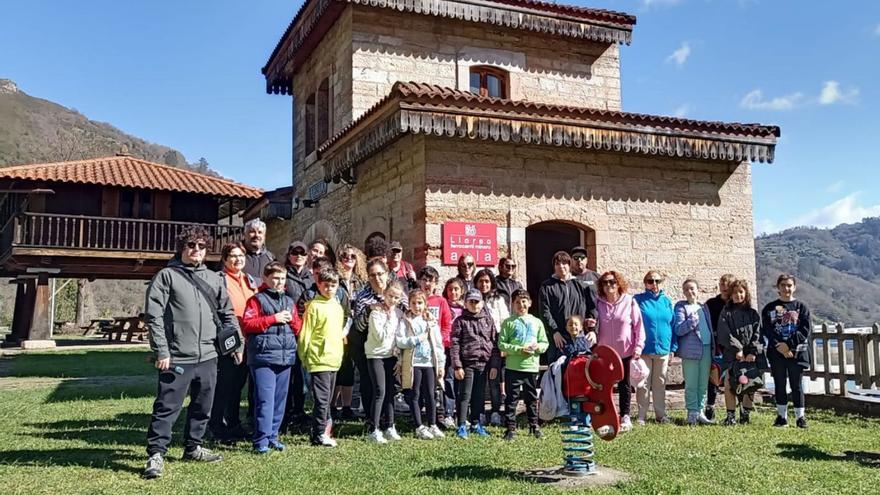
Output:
[383, 426, 402, 441]
[367, 430, 387, 444]
[489, 412, 502, 426]
[687, 411, 698, 426]
[619, 415, 633, 432]
[428, 424, 445, 438]
[317, 434, 338, 447]
[415, 425, 434, 440]
[697, 413, 715, 425]
[440, 417, 456, 429]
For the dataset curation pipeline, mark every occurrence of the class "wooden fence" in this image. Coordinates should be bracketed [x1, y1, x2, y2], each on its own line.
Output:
[808, 323, 880, 396]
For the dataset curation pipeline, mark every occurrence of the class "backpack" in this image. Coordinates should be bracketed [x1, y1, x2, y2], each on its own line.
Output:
[539, 356, 569, 420]
[729, 360, 764, 396]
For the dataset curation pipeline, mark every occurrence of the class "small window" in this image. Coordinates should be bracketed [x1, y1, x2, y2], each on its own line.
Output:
[469, 66, 508, 98]
[317, 78, 330, 144]
[139, 192, 153, 219]
[305, 93, 316, 156]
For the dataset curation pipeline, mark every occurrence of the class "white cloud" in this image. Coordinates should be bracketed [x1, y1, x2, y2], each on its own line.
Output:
[819, 80, 859, 105]
[672, 104, 690, 117]
[740, 89, 804, 110]
[665, 42, 691, 67]
[762, 193, 880, 233]
[826, 180, 845, 194]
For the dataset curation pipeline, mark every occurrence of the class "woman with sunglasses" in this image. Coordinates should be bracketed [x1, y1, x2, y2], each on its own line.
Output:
[332, 244, 368, 421]
[595, 271, 645, 433]
[281, 240, 313, 430]
[633, 270, 676, 425]
[455, 254, 476, 291]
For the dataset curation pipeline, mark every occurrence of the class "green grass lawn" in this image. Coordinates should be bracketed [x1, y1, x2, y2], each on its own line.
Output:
[0, 350, 878, 494]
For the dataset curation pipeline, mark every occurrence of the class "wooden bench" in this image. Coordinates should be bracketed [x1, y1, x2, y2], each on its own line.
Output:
[81, 318, 115, 336]
[98, 316, 147, 342]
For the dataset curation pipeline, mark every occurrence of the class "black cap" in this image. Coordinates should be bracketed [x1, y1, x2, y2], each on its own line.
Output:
[570, 246, 588, 257]
[389, 241, 403, 252]
[288, 241, 308, 253]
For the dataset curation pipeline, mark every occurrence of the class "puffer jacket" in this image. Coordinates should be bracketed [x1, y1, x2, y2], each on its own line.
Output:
[241, 287, 302, 367]
[145, 258, 239, 364]
[673, 301, 713, 360]
[717, 303, 763, 370]
[397, 314, 445, 389]
[450, 307, 501, 371]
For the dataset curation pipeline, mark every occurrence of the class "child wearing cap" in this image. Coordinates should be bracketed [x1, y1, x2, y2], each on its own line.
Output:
[450, 288, 501, 439]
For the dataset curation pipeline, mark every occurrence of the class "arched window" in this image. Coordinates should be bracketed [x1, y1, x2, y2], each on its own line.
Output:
[469, 66, 508, 98]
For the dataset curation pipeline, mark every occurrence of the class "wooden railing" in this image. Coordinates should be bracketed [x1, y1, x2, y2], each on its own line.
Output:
[808, 323, 880, 396]
[7, 212, 242, 255]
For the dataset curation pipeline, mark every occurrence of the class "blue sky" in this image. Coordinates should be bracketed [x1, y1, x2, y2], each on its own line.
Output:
[2, 0, 878, 235]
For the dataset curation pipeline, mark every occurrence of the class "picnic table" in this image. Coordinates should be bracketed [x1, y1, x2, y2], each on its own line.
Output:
[80, 318, 116, 336]
[81, 316, 147, 342]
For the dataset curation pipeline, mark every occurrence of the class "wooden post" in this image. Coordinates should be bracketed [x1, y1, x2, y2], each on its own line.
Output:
[22, 273, 55, 349]
[836, 323, 847, 396]
[2, 280, 32, 347]
[821, 323, 832, 395]
[872, 323, 880, 388]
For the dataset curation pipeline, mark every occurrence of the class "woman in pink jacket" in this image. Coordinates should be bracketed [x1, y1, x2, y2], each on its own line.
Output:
[596, 271, 646, 432]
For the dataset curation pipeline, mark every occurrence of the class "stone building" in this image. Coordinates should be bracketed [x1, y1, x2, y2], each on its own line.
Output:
[261, 0, 779, 297]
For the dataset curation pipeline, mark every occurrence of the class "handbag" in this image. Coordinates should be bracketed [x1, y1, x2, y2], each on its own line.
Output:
[173, 267, 241, 356]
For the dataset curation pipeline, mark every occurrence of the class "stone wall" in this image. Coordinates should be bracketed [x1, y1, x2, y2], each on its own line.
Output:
[422, 137, 757, 299]
[350, 6, 621, 121]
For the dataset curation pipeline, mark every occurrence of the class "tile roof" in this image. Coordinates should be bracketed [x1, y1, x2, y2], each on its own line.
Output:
[0, 156, 263, 199]
[262, 0, 636, 94]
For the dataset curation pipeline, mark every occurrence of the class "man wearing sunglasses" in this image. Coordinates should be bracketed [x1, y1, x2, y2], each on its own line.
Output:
[143, 226, 239, 478]
[495, 257, 523, 308]
[570, 246, 599, 299]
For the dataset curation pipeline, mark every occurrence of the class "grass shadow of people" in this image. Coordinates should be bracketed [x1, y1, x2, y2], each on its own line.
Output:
[25, 412, 150, 448]
[0, 447, 142, 474]
[777, 443, 880, 468]
[419, 464, 517, 481]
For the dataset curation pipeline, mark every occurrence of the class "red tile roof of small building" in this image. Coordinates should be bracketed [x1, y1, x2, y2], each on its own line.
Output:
[0, 156, 263, 199]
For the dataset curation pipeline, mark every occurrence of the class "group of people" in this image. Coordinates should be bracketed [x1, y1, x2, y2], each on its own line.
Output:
[140, 218, 813, 479]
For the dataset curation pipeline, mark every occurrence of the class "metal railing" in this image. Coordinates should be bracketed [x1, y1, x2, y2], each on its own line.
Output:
[6, 212, 242, 255]
[808, 323, 880, 396]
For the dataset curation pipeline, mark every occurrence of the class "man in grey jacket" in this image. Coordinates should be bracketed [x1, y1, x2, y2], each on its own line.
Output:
[143, 226, 240, 479]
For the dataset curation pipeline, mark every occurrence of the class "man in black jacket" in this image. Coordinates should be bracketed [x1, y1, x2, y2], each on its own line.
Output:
[539, 251, 596, 363]
[495, 257, 523, 309]
[142, 226, 239, 479]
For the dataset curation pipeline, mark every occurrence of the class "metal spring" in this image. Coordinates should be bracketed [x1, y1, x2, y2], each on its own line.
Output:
[561, 401, 596, 475]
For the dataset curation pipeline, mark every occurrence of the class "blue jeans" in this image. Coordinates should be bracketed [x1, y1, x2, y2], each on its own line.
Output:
[682, 346, 711, 413]
[250, 364, 291, 449]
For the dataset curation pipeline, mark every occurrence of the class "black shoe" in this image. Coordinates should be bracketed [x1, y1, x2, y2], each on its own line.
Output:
[722, 412, 737, 426]
[331, 407, 340, 420]
[142, 453, 164, 479]
[704, 405, 715, 421]
[529, 426, 544, 439]
[341, 407, 356, 421]
[739, 409, 751, 425]
[227, 424, 249, 441]
[182, 446, 223, 462]
[773, 415, 789, 428]
[503, 429, 516, 441]
[796, 417, 808, 429]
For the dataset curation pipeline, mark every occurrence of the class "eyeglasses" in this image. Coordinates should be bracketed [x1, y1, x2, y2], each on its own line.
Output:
[572, 255, 587, 261]
[600, 279, 618, 286]
[186, 241, 207, 250]
[288, 249, 306, 256]
[368, 271, 387, 278]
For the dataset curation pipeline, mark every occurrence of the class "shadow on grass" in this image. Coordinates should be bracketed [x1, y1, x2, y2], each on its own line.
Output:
[420, 464, 516, 481]
[4, 350, 153, 378]
[44, 377, 155, 403]
[0, 447, 141, 473]
[25, 413, 149, 447]
[777, 443, 880, 468]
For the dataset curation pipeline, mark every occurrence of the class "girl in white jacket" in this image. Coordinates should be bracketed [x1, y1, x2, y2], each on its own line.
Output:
[365, 281, 404, 444]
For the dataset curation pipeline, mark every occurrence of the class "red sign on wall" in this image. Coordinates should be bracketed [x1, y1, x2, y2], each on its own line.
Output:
[443, 222, 498, 266]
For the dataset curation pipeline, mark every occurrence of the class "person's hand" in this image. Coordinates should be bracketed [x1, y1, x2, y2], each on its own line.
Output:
[553, 332, 566, 349]
[633, 351, 641, 361]
[735, 351, 744, 361]
[585, 331, 597, 346]
[232, 352, 243, 365]
[275, 310, 292, 324]
[745, 354, 756, 363]
[393, 362, 402, 376]
[585, 318, 597, 329]
[489, 368, 498, 380]
[785, 351, 794, 358]
[776, 342, 790, 355]
[343, 336, 348, 345]
[454, 368, 465, 380]
[155, 357, 170, 371]
[522, 344, 535, 355]
[419, 333, 428, 343]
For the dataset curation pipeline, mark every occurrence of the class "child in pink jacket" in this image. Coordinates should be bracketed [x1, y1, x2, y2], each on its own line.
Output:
[596, 271, 646, 432]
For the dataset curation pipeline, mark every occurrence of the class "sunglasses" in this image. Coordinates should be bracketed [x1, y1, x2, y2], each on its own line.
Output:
[572, 255, 587, 261]
[186, 241, 207, 250]
[600, 279, 618, 286]
[503, 264, 517, 269]
[645, 278, 662, 284]
[340, 253, 356, 261]
[288, 249, 307, 256]
[465, 262, 474, 268]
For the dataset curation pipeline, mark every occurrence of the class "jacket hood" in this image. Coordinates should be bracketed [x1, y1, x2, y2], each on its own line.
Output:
[167, 257, 206, 271]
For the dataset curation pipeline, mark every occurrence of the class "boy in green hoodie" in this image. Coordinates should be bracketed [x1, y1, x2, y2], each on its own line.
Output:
[498, 289, 549, 440]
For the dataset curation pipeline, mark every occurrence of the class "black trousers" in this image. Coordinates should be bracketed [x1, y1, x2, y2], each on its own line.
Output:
[504, 369, 538, 428]
[488, 365, 505, 414]
[310, 371, 337, 440]
[337, 339, 355, 387]
[707, 379, 718, 406]
[769, 353, 805, 408]
[406, 367, 436, 428]
[348, 330, 373, 427]
[208, 354, 248, 437]
[456, 366, 488, 426]
[617, 356, 632, 417]
[283, 358, 306, 425]
[146, 358, 217, 456]
[367, 357, 397, 431]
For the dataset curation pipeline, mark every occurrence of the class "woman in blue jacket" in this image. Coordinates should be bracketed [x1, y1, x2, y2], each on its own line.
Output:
[633, 270, 676, 425]
[674, 279, 715, 425]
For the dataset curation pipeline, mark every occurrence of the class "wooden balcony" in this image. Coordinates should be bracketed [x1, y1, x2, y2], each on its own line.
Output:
[0, 212, 243, 279]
